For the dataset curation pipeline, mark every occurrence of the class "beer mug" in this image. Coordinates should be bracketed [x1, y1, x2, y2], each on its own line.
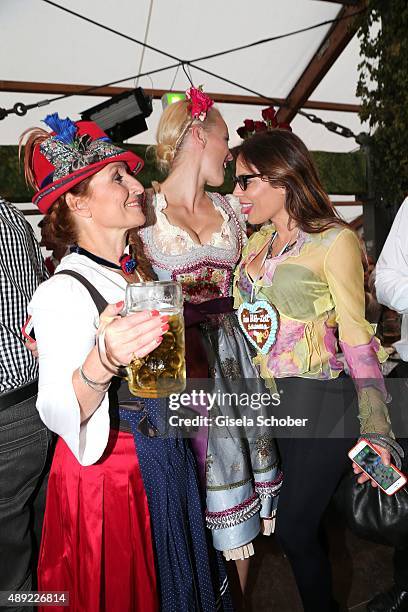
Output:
[124, 281, 186, 398]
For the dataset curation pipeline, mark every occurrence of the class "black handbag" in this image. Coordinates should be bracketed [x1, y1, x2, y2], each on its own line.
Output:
[335, 469, 408, 548]
[335, 434, 408, 548]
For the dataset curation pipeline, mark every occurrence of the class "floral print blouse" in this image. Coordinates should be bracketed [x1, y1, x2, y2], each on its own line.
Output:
[233, 224, 392, 436]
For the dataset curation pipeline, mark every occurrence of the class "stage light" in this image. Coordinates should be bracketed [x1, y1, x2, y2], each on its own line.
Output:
[81, 87, 153, 141]
[161, 92, 186, 110]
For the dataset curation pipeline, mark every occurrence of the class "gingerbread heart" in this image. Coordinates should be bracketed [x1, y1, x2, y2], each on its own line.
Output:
[237, 300, 279, 355]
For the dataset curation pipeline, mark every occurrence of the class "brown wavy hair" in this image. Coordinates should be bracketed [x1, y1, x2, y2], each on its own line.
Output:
[19, 127, 92, 247]
[237, 130, 349, 233]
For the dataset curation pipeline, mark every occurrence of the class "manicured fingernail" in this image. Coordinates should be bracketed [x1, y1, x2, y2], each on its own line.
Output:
[155, 336, 163, 344]
[161, 323, 169, 332]
[116, 301, 124, 308]
[160, 314, 169, 323]
[150, 310, 160, 317]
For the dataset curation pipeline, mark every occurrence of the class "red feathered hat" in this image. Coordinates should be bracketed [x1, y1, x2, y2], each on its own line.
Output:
[31, 113, 144, 214]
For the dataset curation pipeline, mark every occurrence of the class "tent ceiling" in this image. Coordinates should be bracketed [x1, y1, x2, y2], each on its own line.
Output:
[0, 0, 366, 151]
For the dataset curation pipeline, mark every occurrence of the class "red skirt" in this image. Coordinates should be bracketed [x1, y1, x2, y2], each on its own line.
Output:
[38, 430, 159, 612]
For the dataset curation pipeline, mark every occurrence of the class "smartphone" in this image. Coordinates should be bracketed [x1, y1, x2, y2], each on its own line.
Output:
[349, 438, 407, 495]
[21, 316, 36, 342]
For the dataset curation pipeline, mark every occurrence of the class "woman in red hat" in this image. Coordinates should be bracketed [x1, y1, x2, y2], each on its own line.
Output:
[21, 114, 232, 612]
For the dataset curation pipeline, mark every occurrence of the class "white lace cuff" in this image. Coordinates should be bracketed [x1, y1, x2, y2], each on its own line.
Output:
[223, 542, 255, 561]
[261, 509, 277, 536]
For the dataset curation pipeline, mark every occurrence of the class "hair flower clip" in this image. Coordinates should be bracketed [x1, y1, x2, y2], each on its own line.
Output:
[186, 86, 214, 121]
[236, 105, 292, 139]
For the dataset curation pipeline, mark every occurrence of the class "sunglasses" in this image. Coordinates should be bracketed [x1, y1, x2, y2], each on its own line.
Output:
[233, 173, 273, 190]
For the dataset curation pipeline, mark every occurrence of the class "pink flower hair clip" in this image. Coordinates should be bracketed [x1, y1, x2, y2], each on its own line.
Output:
[186, 86, 214, 122]
[172, 86, 215, 156]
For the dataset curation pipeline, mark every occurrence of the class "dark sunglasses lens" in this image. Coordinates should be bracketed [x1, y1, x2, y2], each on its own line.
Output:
[234, 176, 247, 190]
[241, 176, 249, 190]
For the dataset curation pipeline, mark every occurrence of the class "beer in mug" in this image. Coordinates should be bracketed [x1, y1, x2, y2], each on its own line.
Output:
[124, 281, 186, 398]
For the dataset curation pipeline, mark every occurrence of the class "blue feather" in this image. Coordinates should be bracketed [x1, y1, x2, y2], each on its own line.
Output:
[43, 113, 77, 144]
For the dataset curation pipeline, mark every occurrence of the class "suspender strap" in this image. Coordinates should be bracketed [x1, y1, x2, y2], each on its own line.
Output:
[55, 270, 130, 430]
[55, 270, 108, 315]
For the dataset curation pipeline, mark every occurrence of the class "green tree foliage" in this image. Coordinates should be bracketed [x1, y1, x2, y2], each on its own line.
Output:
[0, 145, 366, 204]
[357, 0, 408, 208]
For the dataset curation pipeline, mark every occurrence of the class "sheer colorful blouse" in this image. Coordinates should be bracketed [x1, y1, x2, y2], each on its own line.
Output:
[233, 224, 392, 436]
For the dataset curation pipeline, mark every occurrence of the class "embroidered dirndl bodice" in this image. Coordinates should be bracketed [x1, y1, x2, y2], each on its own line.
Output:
[137, 190, 282, 555]
[138, 191, 246, 304]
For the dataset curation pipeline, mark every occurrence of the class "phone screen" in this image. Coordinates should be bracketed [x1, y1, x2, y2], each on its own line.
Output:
[354, 444, 401, 491]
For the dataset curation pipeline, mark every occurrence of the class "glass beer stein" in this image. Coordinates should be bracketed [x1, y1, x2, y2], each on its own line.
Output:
[124, 281, 186, 398]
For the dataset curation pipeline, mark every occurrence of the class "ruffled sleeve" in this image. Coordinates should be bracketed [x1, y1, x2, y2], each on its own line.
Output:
[324, 228, 392, 436]
[29, 274, 111, 465]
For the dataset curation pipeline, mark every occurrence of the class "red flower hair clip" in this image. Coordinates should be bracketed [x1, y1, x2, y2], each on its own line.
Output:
[236, 106, 292, 139]
[186, 86, 214, 122]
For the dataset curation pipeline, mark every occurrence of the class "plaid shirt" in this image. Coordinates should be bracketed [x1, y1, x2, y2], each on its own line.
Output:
[0, 197, 48, 393]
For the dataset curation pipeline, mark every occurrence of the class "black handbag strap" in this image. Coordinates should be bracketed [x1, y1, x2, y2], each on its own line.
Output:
[55, 270, 108, 315]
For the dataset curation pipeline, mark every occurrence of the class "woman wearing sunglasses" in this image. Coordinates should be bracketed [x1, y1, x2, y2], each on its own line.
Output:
[232, 129, 394, 612]
[133, 88, 282, 598]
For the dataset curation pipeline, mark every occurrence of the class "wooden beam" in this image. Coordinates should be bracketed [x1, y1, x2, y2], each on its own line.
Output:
[0, 80, 361, 113]
[21, 209, 42, 216]
[314, 1, 360, 4]
[349, 214, 363, 231]
[331, 200, 364, 206]
[275, 2, 365, 123]
[0, 80, 136, 99]
[315, 1, 360, 5]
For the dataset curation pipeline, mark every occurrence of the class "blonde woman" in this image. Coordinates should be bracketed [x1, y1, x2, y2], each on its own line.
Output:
[133, 88, 282, 595]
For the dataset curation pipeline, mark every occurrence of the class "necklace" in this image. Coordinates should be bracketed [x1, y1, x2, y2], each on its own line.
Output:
[237, 229, 298, 356]
[237, 232, 281, 356]
[250, 231, 297, 304]
[266, 230, 298, 260]
[71, 245, 137, 276]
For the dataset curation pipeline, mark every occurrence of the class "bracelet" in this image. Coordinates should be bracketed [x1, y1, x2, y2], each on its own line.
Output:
[372, 433, 404, 458]
[79, 365, 111, 393]
[97, 328, 127, 376]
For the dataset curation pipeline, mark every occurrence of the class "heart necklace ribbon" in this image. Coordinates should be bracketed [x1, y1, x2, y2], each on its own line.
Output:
[237, 232, 288, 355]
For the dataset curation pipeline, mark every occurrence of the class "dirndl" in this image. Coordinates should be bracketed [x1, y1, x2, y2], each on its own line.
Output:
[118, 395, 233, 612]
[38, 387, 233, 612]
[37, 429, 158, 612]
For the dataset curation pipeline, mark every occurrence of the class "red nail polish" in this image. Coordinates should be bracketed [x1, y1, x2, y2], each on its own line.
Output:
[116, 301, 124, 308]
[161, 323, 169, 332]
[150, 309, 160, 317]
[156, 336, 163, 344]
[160, 314, 169, 323]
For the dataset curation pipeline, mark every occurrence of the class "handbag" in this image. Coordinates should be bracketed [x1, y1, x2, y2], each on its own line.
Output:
[335, 436, 408, 548]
